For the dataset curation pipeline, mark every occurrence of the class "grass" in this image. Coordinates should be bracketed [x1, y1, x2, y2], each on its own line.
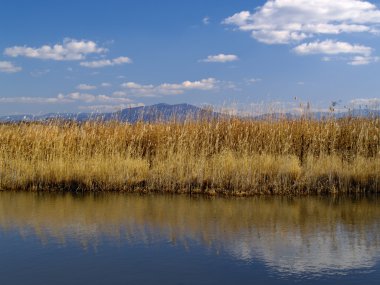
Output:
[0, 117, 379, 194]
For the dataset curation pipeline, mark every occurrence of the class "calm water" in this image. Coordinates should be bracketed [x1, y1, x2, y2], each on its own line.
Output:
[0, 193, 380, 284]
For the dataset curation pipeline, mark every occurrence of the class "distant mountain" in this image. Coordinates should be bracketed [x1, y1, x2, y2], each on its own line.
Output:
[112, 103, 220, 122]
[0, 103, 379, 123]
[0, 103, 220, 123]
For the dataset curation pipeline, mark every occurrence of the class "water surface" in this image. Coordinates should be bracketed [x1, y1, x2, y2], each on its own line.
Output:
[0, 192, 380, 284]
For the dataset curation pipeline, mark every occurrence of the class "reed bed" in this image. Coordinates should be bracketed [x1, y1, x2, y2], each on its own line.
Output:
[0, 117, 379, 194]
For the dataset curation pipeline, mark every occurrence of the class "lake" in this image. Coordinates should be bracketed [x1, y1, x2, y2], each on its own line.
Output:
[0, 192, 379, 284]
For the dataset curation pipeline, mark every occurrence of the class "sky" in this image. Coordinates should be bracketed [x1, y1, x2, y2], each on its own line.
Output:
[1, 0, 380, 115]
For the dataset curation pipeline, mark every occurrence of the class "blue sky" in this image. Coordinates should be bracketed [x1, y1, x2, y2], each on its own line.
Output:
[1, 0, 380, 115]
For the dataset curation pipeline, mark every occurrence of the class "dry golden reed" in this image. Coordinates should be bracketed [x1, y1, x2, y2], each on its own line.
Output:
[0, 117, 379, 194]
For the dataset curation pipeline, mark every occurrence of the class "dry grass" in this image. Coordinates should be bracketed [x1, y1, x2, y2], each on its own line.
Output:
[0, 117, 379, 194]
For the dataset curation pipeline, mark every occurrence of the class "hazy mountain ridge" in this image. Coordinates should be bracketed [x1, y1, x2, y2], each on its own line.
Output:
[0, 103, 379, 123]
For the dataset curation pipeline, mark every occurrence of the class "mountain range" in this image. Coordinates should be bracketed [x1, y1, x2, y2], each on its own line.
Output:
[0, 103, 379, 123]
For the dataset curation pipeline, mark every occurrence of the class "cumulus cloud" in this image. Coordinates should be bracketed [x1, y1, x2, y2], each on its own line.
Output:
[223, 0, 380, 44]
[76, 84, 97, 90]
[168, 78, 217, 90]
[80, 56, 132, 68]
[0, 75, 219, 108]
[293, 40, 378, 65]
[4, 39, 105, 61]
[201, 54, 239, 63]
[120, 78, 218, 97]
[0, 61, 22, 73]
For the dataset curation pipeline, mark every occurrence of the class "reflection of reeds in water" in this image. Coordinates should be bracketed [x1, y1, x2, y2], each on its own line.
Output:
[0, 193, 380, 274]
[0, 118, 379, 194]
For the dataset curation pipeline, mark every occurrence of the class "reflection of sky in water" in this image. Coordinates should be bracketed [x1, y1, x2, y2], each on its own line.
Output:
[226, 225, 380, 276]
[1, 193, 380, 280]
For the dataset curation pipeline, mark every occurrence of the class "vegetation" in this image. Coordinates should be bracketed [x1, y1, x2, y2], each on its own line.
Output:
[0, 117, 379, 194]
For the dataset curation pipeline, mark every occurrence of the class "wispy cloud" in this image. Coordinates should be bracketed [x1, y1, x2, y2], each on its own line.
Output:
[293, 40, 372, 56]
[79, 103, 144, 112]
[57, 92, 133, 103]
[0, 92, 133, 105]
[101, 82, 112, 88]
[245, 78, 262, 85]
[76, 84, 97, 90]
[349, 56, 380, 66]
[120, 78, 218, 97]
[349, 98, 380, 108]
[80, 56, 132, 68]
[0, 61, 22, 73]
[293, 40, 378, 65]
[201, 54, 239, 63]
[203, 16, 210, 25]
[30, 69, 50, 77]
[4, 38, 105, 61]
[0, 97, 61, 104]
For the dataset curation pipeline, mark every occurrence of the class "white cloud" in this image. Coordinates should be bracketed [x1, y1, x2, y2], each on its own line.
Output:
[192, 78, 218, 89]
[113, 91, 127, 97]
[293, 40, 372, 56]
[76, 84, 97, 90]
[80, 56, 132, 68]
[120, 82, 155, 96]
[121, 82, 154, 90]
[349, 98, 380, 108]
[101, 82, 112, 87]
[57, 92, 133, 103]
[57, 92, 96, 103]
[349, 55, 380, 65]
[0, 61, 22, 73]
[201, 54, 239, 63]
[293, 40, 378, 65]
[0, 97, 61, 104]
[30, 69, 50, 77]
[121, 78, 218, 97]
[0, 92, 132, 105]
[164, 78, 217, 90]
[223, 0, 380, 44]
[246, 78, 262, 84]
[4, 38, 105, 61]
[203, 17, 210, 25]
[322, 56, 331, 62]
